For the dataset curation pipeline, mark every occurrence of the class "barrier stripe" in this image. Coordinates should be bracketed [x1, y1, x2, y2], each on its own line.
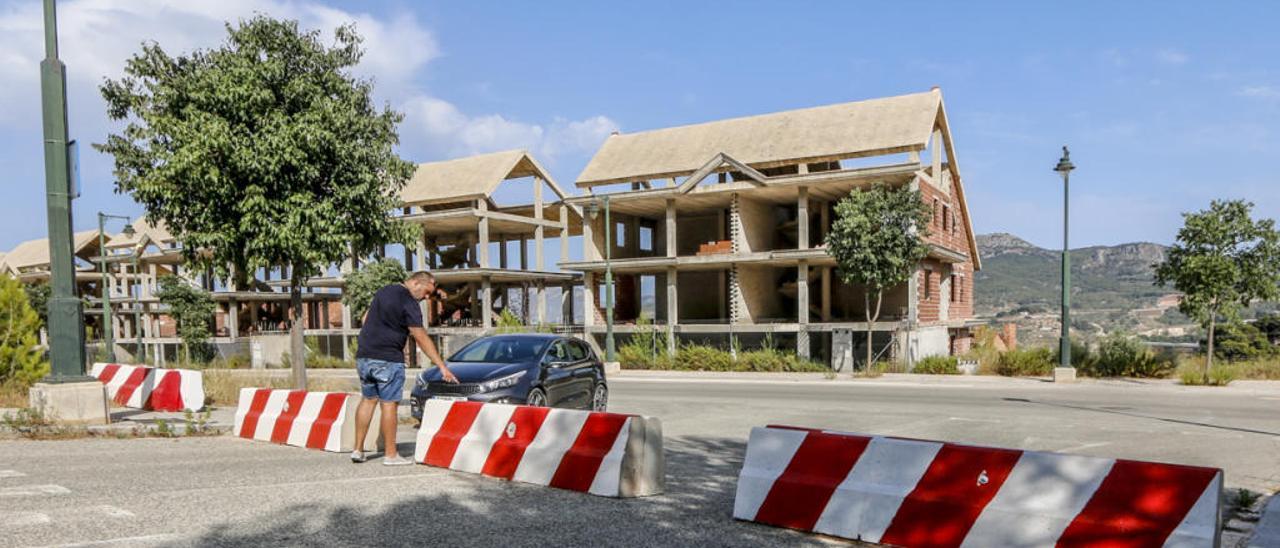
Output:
[510, 410, 591, 486]
[143, 371, 183, 411]
[880, 444, 1023, 548]
[754, 431, 872, 531]
[813, 436, 943, 543]
[548, 412, 629, 492]
[238, 389, 273, 439]
[113, 367, 150, 407]
[97, 364, 121, 385]
[305, 393, 349, 450]
[270, 391, 308, 444]
[452, 405, 519, 473]
[1056, 460, 1220, 548]
[482, 406, 551, 480]
[425, 401, 484, 467]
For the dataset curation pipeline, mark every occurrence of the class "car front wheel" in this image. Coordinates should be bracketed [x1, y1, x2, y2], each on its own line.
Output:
[591, 383, 608, 412]
[526, 387, 548, 407]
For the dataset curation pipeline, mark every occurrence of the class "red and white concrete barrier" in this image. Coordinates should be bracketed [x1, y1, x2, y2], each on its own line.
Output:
[234, 388, 378, 453]
[90, 363, 205, 412]
[735, 425, 1222, 547]
[413, 400, 664, 498]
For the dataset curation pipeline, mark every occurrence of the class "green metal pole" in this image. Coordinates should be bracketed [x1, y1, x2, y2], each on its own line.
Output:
[40, 0, 89, 382]
[1055, 147, 1074, 370]
[603, 196, 615, 363]
[98, 213, 114, 362]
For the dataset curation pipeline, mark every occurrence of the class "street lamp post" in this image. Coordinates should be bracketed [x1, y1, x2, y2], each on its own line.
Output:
[40, 0, 89, 382]
[97, 213, 134, 363]
[586, 197, 616, 363]
[1053, 146, 1075, 380]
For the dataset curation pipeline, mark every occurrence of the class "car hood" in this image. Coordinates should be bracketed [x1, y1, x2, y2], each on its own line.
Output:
[420, 362, 533, 384]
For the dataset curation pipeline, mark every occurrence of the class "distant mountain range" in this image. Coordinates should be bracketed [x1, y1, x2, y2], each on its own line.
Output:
[973, 233, 1191, 343]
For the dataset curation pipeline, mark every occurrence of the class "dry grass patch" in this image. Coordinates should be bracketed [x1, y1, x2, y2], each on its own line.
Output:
[202, 371, 360, 407]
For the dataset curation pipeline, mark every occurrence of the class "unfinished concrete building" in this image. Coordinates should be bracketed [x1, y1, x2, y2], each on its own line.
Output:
[392, 150, 583, 352]
[562, 89, 981, 367]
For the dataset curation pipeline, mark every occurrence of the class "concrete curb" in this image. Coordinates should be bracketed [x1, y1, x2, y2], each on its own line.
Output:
[1249, 494, 1280, 548]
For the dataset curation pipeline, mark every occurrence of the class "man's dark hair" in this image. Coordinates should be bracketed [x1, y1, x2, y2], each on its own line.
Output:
[407, 271, 434, 283]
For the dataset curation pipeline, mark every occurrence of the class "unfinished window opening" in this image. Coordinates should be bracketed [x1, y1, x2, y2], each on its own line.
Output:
[615, 222, 626, 248]
[639, 224, 654, 253]
[758, 165, 799, 177]
[932, 199, 940, 228]
[942, 204, 951, 232]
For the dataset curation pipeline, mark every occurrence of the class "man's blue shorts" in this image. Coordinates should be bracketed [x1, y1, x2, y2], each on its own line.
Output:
[356, 358, 406, 403]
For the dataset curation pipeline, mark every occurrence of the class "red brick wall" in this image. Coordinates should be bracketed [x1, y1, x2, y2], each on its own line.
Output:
[951, 333, 973, 355]
[917, 259, 943, 323]
[917, 175, 977, 322]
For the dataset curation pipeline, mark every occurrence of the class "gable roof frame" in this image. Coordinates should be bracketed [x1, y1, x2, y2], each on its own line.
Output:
[676, 152, 768, 194]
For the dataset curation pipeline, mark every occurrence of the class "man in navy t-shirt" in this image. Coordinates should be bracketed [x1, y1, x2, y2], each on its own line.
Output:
[352, 271, 457, 465]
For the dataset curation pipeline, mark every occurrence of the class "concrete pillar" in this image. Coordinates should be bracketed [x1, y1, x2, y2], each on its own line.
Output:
[561, 283, 573, 325]
[797, 262, 809, 325]
[797, 186, 809, 249]
[536, 281, 546, 324]
[583, 272, 596, 328]
[534, 178, 545, 271]
[582, 215, 595, 261]
[481, 276, 493, 329]
[666, 266, 677, 356]
[821, 266, 832, 322]
[478, 201, 491, 268]
[228, 298, 239, 341]
[819, 200, 829, 245]
[415, 233, 427, 271]
[341, 303, 352, 362]
[499, 234, 508, 269]
[519, 236, 528, 270]
[665, 199, 676, 257]
[559, 204, 570, 265]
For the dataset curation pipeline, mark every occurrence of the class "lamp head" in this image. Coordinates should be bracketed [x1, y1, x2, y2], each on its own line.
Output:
[122, 224, 136, 238]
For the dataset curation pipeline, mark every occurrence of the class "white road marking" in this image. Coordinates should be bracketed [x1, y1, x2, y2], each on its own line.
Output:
[0, 469, 26, 478]
[35, 533, 181, 548]
[0, 511, 52, 527]
[1057, 441, 1111, 453]
[611, 377, 976, 388]
[0, 484, 70, 497]
[94, 505, 136, 518]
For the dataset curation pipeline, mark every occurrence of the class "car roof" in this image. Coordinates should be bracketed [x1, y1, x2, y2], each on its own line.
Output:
[483, 333, 563, 341]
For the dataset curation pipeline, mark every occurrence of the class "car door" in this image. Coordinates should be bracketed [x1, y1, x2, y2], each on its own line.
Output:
[561, 339, 596, 409]
[541, 340, 576, 407]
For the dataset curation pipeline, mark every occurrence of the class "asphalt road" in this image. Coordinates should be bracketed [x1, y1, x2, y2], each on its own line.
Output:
[2, 374, 1278, 547]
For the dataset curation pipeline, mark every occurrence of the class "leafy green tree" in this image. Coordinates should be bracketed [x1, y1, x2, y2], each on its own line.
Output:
[155, 276, 217, 365]
[342, 259, 407, 323]
[825, 183, 932, 368]
[0, 275, 49, 385]
[22, 283, 50, 328]
[97, 17, 417, 388]
[1208, 321, 1275, 362]
[1154, 200, 1280, 382]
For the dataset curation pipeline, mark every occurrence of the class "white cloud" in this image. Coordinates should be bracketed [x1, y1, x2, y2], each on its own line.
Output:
[402, 95, 618, 162]
[1155, 49, 1188, 65]
[1238, 85, 1280, 100]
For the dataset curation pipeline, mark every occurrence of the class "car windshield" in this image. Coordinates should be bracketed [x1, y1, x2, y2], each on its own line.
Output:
[449, 337, 550, 363]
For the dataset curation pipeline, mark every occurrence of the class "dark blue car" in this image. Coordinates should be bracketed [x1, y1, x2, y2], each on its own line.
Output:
[409, 334, 608, 420]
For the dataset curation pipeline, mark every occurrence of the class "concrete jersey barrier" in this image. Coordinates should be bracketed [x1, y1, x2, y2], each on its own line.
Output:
[234, 388, 378, 453]
[91, 363, 205, 412]
[734, 425, 1222, 547]
[414, 400, 664, 498]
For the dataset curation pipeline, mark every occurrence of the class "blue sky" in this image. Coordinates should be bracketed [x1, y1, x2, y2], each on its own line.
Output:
[1, 1, 1277, 254]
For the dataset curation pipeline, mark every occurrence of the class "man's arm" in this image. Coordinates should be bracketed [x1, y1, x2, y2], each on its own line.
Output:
[410, 326, 457, 383]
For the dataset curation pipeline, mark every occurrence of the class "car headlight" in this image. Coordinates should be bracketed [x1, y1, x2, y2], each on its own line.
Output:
[479, 372, 525, 392]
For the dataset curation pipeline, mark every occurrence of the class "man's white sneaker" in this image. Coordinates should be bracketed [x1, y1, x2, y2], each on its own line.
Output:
[350, 451, 367, 463]
[383, 455, 414, 466]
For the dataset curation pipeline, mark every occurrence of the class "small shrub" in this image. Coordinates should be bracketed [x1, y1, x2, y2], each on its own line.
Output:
[1230, 488, 1262, 512]
[737, 348, 826, 372]
[494, 309, 524, 334]
[913, 355, 959, 375]
[1083, 333, 1174, 378]
[1178, 361, 1237, 386]
[995, 347, 1055, 376]
[1208, 322, 1276, 362]
[673, 344, 735, 371]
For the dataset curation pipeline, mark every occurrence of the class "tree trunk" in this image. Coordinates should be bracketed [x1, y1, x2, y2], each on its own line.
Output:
[290, 273, 308, 391]
[1204, 315, 1216, 385]
[864, 290, 883, 369]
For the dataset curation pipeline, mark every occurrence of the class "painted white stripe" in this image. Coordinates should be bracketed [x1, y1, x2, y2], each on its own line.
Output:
[413, 400, 457, 463]
[89, 363, 107, 378]
[232, 387, 257, 435]
[451, 404, 518, 473]
[0, 511, 52, 527]
[0, 484, 71, 497]
[37, 533, 181, 547]
[1163, 471, 1222, 548]
[285, 392, 328, 447]
[178, 370, 204, 411]
[732, 426, 809, 521]
[960, 451, 1115, 548]
[94, 505, 136, 519]
[0, 469, 27, 478]
[327, 395, 350, 452]
[512, 408, 590, 486]
[812, 436, 941, 543]
[252, 390, 290, 441]
[104, 365, 134, 396]
[587, 417, 632, 496]
[124, 368, 156, 408]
